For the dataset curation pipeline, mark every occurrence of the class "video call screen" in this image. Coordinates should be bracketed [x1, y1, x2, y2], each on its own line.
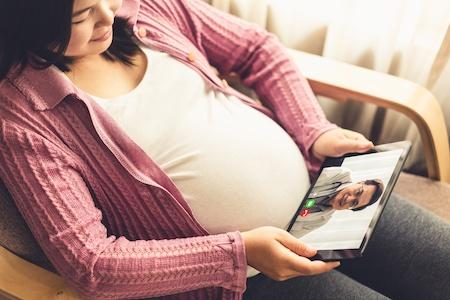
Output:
[289, 149, 403, 250]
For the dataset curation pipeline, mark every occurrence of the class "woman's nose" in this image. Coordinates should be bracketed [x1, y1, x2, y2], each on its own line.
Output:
[346, 194, 356, 204]
[97, 0, 116, 26]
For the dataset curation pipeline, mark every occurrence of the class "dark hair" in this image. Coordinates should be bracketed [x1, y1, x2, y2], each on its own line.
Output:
[0, 0, 139, 81]
[351, 179, 385, 211]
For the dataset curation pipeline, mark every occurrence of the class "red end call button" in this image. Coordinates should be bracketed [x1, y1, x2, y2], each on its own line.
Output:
[299, 209, 310, 217]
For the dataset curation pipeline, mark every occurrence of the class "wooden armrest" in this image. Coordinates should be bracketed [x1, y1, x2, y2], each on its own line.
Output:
[286, 49, 450, 183]
[0, 245, 79, 299]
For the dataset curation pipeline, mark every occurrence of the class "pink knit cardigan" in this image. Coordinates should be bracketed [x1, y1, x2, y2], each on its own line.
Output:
[0, 0, 336, 299]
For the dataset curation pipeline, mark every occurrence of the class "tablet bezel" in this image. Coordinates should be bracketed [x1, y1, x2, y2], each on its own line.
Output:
[286, 141, 411, 261]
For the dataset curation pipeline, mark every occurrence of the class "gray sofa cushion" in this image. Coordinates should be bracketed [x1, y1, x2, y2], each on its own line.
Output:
[395, 172, 450, 222]
[0, 179, 55, 272]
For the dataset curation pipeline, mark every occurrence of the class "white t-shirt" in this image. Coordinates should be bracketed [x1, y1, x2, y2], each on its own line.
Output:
[90, 46, 310, 277]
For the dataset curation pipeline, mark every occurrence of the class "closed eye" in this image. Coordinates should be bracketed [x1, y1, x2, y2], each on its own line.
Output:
[72, 8, 93, 24]
[357, 186, 364, 196]
[72, 18, 88, 25]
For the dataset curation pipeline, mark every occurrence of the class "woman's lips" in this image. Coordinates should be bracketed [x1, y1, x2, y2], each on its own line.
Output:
[91, 29, 112, 42]
[339, 195, 347, 207]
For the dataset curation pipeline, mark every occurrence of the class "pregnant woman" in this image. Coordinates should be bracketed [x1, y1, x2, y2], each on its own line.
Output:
[1, 0, 448, 299]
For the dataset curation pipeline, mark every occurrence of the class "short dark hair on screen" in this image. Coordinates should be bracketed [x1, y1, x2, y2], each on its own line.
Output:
[351, 179, 385, 211]
[0, 0, 139, 81]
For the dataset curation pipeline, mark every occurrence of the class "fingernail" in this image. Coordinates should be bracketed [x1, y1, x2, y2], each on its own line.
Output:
[307, 248, 317, 255]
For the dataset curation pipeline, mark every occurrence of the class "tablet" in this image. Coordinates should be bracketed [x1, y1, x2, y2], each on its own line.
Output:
[286, 141, 411, 261]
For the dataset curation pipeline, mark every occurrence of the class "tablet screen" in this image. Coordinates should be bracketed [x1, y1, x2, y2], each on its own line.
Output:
[287, 142, 410, 254]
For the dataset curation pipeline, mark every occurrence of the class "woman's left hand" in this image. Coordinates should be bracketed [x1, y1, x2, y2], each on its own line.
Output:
[311, 128, 374, 161]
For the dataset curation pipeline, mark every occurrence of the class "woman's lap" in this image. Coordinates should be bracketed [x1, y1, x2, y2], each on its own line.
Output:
[244, 269, 388, 300]
[245, 193, 450, 299]
[338, 193, 450, 299]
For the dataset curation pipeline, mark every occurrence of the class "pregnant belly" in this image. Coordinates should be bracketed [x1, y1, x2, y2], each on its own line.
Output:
[151, 95, 311, 235]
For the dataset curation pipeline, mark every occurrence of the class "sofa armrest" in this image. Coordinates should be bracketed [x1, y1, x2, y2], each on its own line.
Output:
[0, 245, 79, 299]
[285, 49, 450, 183]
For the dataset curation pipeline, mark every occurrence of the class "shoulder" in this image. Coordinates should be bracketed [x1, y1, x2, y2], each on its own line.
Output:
[0, 77, 32, 118]
[0, 70, 82, 152]
[322, 166, 351, 175]
[0, 76, 47, 131]
[137, 0, 241, 25]
[316, 167, 352, 185]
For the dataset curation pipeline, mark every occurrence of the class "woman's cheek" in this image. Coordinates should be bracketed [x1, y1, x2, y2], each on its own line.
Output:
[65, 27, 93, 57]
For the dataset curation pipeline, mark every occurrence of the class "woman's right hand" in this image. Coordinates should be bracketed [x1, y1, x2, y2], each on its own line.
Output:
[241, 226, 340, 281]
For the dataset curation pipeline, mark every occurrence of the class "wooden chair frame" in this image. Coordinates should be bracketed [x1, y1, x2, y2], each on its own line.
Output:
[1, 49, 449, 299]
[286, 49, 450, 184]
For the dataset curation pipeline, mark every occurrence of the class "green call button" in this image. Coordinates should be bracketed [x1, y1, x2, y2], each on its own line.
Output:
[305, 199, 316, 208]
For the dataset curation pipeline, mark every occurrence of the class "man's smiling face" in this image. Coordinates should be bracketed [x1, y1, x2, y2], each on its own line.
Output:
[328, 182, 376, 210]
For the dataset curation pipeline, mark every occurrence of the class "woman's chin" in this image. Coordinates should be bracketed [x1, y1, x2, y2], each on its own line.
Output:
[64, 45, 112, 59]
[94, 40, 113, 54]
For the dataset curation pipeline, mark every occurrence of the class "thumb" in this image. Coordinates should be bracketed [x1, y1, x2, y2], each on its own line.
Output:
[277, 233, 317, 257]
[355, 139, 374, 151]
[335, 139, 372, 155]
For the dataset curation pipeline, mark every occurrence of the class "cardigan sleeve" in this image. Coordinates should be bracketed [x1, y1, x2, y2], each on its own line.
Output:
[150, 0, 338, 175]
[0, 120, 247, 299]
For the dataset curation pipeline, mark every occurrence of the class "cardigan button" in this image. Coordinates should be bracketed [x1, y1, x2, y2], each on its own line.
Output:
[137, 27, 148, 38]
[187, 51, 196, 62]
[222, 79, 229, 88]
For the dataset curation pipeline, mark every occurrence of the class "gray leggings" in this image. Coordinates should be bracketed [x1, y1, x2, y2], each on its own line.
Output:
[244, 193, 450, 300]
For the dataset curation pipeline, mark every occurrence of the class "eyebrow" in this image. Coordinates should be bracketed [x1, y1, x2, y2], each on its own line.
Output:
[72, 5, 94, 17]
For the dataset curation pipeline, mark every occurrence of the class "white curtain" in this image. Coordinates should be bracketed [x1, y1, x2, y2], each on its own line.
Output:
[205, 0, 450, 175]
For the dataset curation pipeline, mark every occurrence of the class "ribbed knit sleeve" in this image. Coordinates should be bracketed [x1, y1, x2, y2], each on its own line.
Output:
[149, 0, 338, 174]
[0, 120, 247, 300]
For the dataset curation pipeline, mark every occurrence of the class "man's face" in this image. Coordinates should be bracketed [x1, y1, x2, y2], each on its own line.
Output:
[328, 182, 376, 210]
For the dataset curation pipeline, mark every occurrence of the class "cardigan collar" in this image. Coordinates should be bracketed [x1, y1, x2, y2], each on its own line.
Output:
[6, 65, 78, 111]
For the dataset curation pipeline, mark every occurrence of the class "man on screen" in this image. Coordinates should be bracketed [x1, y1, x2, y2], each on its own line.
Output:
[290, 166, 384, 237]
